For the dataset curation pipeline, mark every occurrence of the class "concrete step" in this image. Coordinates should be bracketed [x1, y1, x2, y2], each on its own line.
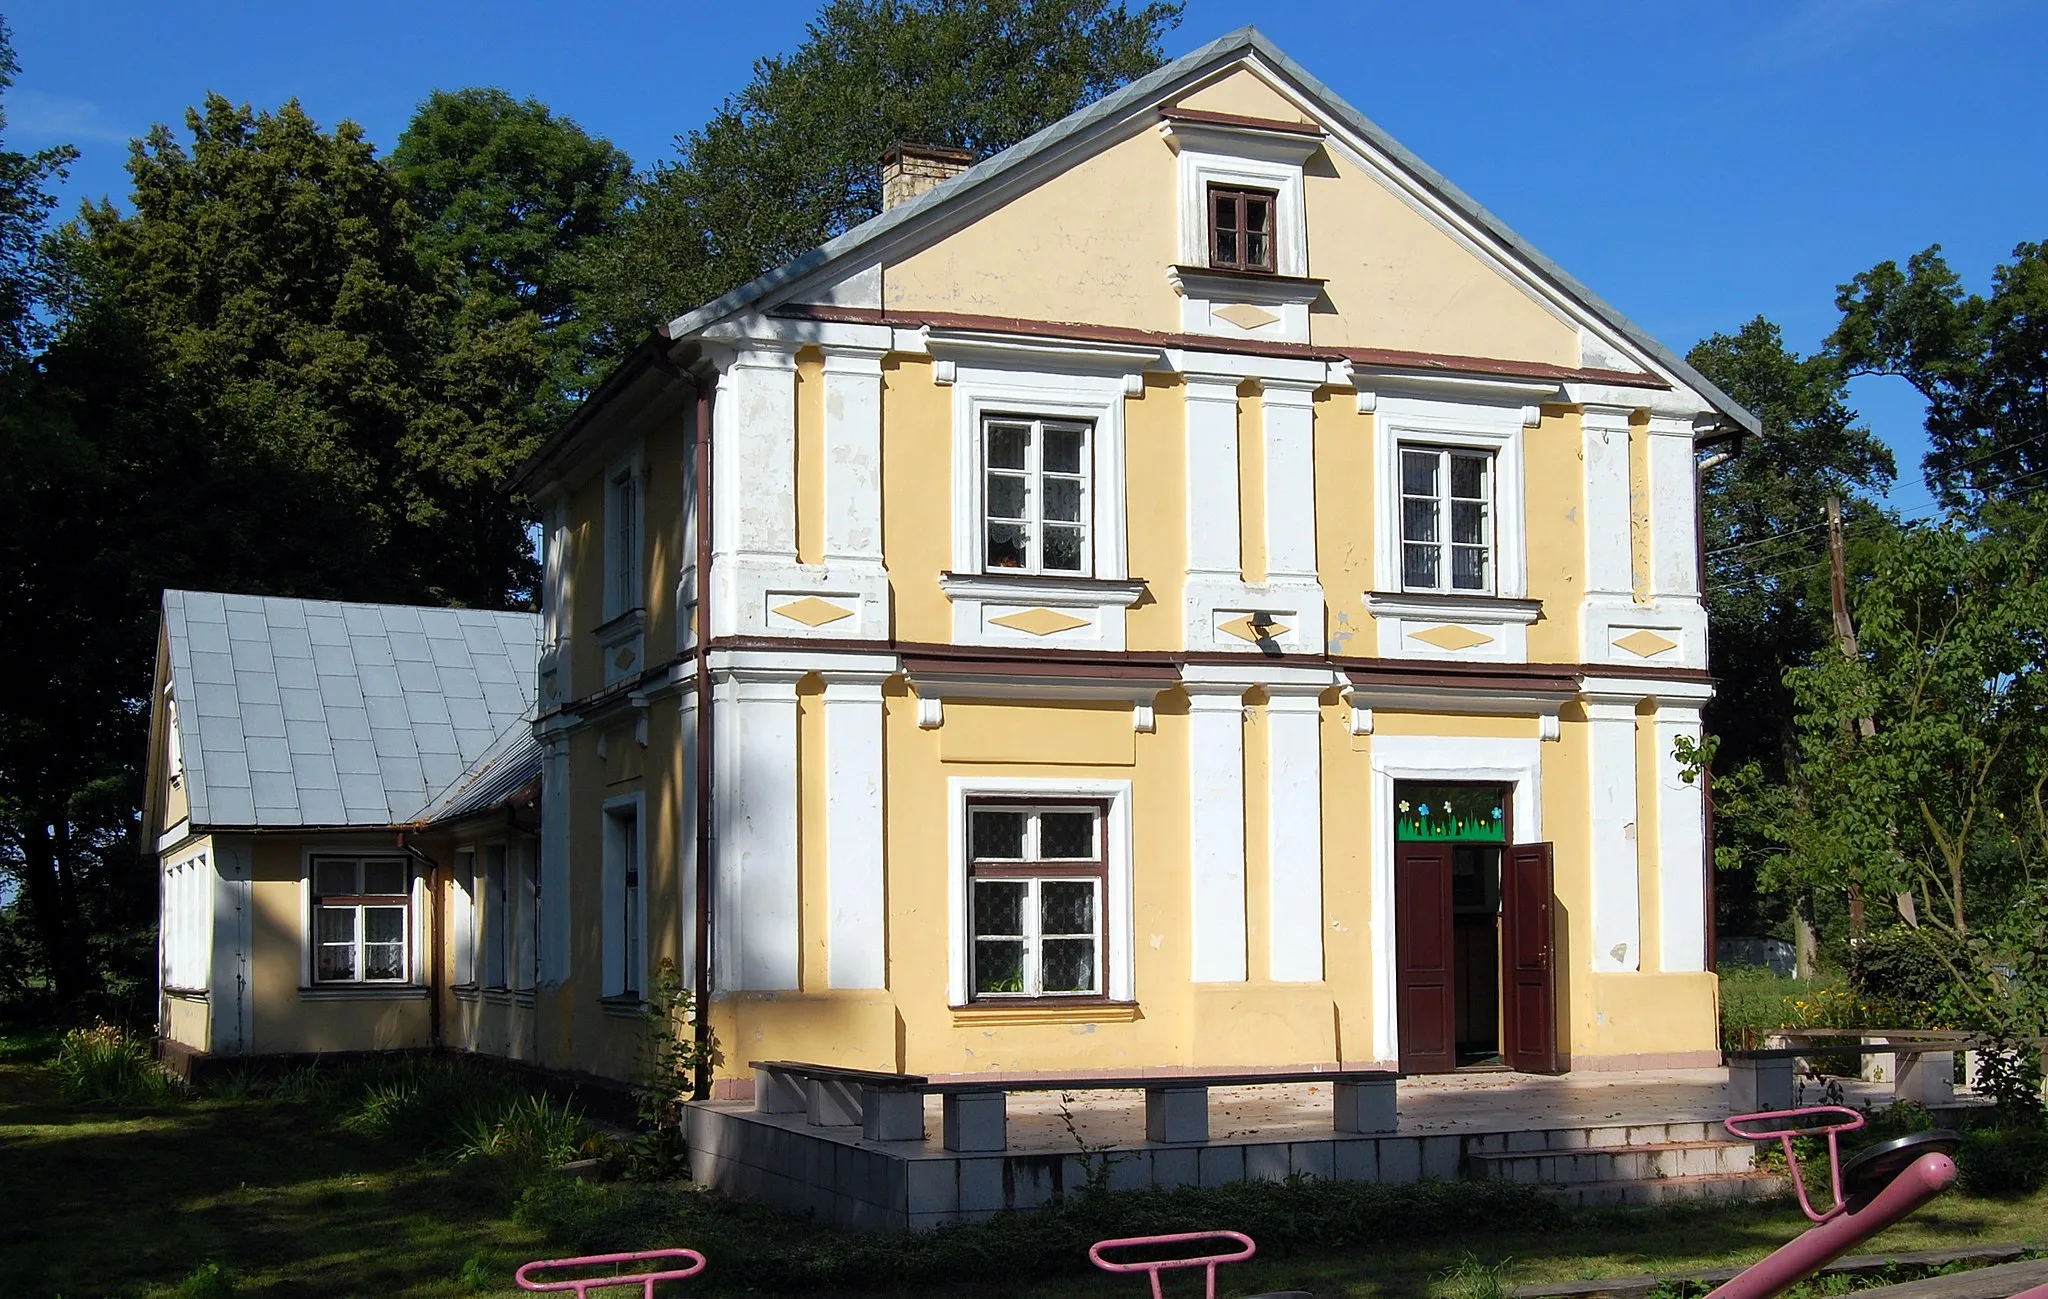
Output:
[1465, 1121, 1721, 1154]
[1546, 1170, 1786, 1207]
[1469, 1140, 1757, 1185]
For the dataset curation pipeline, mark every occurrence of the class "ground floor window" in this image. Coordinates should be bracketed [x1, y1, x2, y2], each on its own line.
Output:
[603, 799, 644, 1000]
[311, 855, 411, 984]
[967, 800, 1106, 999]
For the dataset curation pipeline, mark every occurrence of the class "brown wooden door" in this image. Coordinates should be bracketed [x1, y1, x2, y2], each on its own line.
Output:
[1501, 842, 1559, 1073]
[1394, 842, 1456, 1073]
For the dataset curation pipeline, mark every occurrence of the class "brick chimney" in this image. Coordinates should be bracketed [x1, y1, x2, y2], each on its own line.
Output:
[881, 143, 975, 211]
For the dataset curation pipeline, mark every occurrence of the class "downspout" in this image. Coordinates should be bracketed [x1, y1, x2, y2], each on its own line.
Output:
[691, 379, 716, 1101]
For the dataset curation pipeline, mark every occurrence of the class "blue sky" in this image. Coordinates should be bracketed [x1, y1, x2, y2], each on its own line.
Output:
[7, 0, 2044, 514]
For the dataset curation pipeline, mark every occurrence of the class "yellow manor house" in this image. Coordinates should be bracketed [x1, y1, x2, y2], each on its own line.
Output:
[148, 28, 1759, 1093]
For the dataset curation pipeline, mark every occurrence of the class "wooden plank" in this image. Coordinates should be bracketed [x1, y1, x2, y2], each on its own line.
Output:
[1844, 1258, 2048, 1299]
[1511, 1245, 2036, 1299]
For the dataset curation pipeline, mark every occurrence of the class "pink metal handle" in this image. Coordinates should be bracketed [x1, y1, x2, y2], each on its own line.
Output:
[515, 1248, 707, 1298]
[1724, 1106, 1865, 1223]
[1705, 1151, 1955, 1299]
[1090, 1231, 1257, 1299]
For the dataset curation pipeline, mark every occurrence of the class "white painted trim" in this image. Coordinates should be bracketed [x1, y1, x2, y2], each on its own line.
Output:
[1266, 688, 1324, 981]
[601, 791, 649, 999]
[1261, 379, 1319, 582]
[946, 776, 1134, 1007]
[600, 448, 647, 623]
[824, 672, 889, 989]
[678, 693, 700, 992]
[712, 342, 800, 562]
[820, 348, 887, 564]
[713, 668, 803, 991]
[1164, 124, 1313, 278]
[214, 837, 253, 1055]
[939, 573, 1148, 651]
[1655, 701, 1708, 973]
[1580, 404, 1635, 599]
[1187, 683, 1248, 983]
[537, 737, 570, 988]
[1582, 688, 1643, 973]
[1361, 592, 1542, 624]
[1183, 372, 1243, 579]
[295, 841, 425, 993]
[1367, 734, 1542, 1064]
[1373, 394, 1529, 601]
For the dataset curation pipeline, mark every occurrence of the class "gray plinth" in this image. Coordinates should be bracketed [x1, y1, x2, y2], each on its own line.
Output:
[1332, 1077, 1397, 1134]
[755, 1066, 806, 1114]
[807, 1076, 863, 1127]
[942, 1090, 1007, 1152]
[1145, 1085, 1210, 1144]
[862, 1087, 925, 1142]
[1896, 1051, 1955, 1106]
[1728, 1056, 1793, 1112]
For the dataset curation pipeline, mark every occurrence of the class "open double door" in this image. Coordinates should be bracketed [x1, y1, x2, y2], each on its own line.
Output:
[1394, 840, 1557, 1074]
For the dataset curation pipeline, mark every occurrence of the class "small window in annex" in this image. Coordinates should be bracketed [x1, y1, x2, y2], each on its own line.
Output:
[983, 416, 1091, 575]
[966, 801, 1107, 1000]
[1399, 446, 1495, 594]
[311, 855, 411, 984]
[1207, 184, 1277, 274]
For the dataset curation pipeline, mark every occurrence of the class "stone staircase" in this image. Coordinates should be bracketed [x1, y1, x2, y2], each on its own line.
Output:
[1465, 1120, 1786, 1206]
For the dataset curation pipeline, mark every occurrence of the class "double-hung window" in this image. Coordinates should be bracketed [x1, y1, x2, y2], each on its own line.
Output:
[1207, 184, 1277, 274]
[311, 855, 410, 984]
[1400, 446, 1494, 594]
[483, 843, 509, 990]
[983, 417, 1090, 574]
[967, 801, 1106, 1000]
[604, 463, 642, 618]
[603, 802, 643, 1000]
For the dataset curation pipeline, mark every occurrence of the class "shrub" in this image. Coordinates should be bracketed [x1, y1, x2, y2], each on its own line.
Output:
[1957, 1126, 2048, 1197]
[51, 1023, 185, 1106]
[173, 1261, 236, 1298]
[334, 1058, 490, 1149]
[1848, 928, 1951, 1025]
[454, 1092, 590, 1169]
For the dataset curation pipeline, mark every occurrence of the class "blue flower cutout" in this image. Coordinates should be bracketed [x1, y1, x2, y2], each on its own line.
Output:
[1418, 804, 1430, 817]
[1491, 806, 1504, 819]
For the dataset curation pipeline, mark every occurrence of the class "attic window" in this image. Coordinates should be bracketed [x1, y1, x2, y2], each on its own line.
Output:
[1208, 185, 1276, 273]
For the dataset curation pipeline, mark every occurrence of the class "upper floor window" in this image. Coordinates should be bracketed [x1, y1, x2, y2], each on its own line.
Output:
[1207, 185, 1277, 274]
[604, 461, 642, 619]
[983, 416, 1090, 574]
[1401, 446, 1494, 594]
[311, 855, 411, 984]
[967, 801, 1106, 1000]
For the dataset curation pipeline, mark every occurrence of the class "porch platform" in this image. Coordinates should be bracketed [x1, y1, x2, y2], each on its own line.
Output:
[687, 1068, 1965, 1232]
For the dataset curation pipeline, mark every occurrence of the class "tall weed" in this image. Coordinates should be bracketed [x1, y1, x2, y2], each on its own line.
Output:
[52, 1023, 185, 1106]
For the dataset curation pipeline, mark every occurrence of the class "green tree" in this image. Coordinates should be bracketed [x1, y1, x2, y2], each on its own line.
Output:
[390, 88, 632, 419]
[588, 0, 1183, 340]
[1833, 241, 2048, 523]
[0, 14, 75, 355]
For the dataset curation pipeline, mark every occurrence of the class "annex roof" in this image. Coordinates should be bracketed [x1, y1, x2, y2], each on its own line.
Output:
[160, 590, 540, 830]
[664, 25, 1760, 438]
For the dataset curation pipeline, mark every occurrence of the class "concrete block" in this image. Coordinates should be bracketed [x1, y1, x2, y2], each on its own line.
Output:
[1198, 1143, 1246, 1187]
[959, 1158, 1005, 1214]
[756, 1065, 807, 1113]
[880, 1157, 909, 1215]
[1589, 1125, 1629, 1148]
[1469, 1132, 1509, 1154]
[1010, 1157, 1055, 1210]
[1145, 1085, 1210, 1144]
[1422, 1136, 1460, 1180]
[863, 1087, 925, 1143]
[1107, 1149, 1154, 1192]
[1729, 1056, 1793, 1113]
[1897, 1052, 1955, 1106]
[1334, 1138, 1378, 1183]
[808, 1077, 863, 1127]
[906, 1158, 957, 1216]
[1549, 1127, 1590, 1150]
[1332, 1078, 1397, 1134]
[1246, 1142, 1290, 1183]
[1290, 1140, 1334, 1181]
[1506, 1130, 1546, 1152]
[942, 1091, 1008, 1152]
[1626, 1124, 1669, 1147]
[1153, 1146, 1200, 1188]
[1668, 1122, 1709, 1143]
[1379, 1137, 1421, 1183]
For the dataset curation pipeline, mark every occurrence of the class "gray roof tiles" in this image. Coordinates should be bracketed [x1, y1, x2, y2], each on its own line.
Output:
[163, 590, 540, 829]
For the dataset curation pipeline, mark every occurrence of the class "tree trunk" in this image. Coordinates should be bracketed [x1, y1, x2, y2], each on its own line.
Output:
[14, 801, 92, 1007]
[1795, 892, 1820, 979]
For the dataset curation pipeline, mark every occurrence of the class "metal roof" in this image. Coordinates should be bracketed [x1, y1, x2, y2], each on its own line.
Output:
[406, 713, 542, 826]
[161, 590, 540, 829]
[664, 25, 1760, 438]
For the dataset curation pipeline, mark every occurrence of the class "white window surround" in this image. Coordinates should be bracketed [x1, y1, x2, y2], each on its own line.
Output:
[1367, 733, 1542, 1065]
[296, 845, 427, 992]
[1161, 118, 1317, 278]
[162, 846, 212, 993]
[946, 777, 1134, 1007]
[452, 847, 477, 987]
[601, 451, 646, 623]
[602, 792, 647, 1001]
[1373, 396, 1529, 599]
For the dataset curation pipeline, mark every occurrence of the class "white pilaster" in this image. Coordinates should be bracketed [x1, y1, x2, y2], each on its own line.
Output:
[1655, 698, 1708, 972]
[823, 671, 889, 989]
[714, 668, 803, 991]
[678, 692, 700, 990]
[1647, 415, 1701, 600]
[1187, 683, 1248, 983]
[712, 343, 800, 562]
[1261, 379, 1319, 583]
[1184, 373, 1243, 578]
[1265, 687, 1324, 982]
[1584, 688, 1643, 972]
[209, 838, 252, 1055]
[1581, 404, 1635, 599]
[821, 348, 886, 564]
[537, 735, 571, 988]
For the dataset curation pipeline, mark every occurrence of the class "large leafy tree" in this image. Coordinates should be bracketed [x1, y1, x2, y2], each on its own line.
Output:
[588, 0, 1184, 340]
[1833, 241, 2048, 523]
[391, 88, 632, 420]
[0, 16, 71, 355]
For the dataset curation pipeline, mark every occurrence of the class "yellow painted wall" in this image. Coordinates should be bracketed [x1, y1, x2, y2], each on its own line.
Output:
[1525, 406, 1587, 662]
[880, 356, 954, 643]
[163, 994, 209, 1051]
[1124, 374, 1187, 650]
[1316, 397, 1373, 658]
[1174, 67, 1314, 123]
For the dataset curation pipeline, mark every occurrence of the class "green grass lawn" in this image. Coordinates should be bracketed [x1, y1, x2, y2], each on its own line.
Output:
[5, 1041, 2048, 1299]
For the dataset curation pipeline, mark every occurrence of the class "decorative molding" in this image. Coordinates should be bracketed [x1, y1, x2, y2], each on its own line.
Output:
[906, 663, 1173, 732]
[939, 573, 1149, 652]
[1363, 592, 1543, 624]
[933, 358, 958, 385]
[917, 696, 944, 729]
[769, 595, 855, 628]
[988, 607, 1092, 637]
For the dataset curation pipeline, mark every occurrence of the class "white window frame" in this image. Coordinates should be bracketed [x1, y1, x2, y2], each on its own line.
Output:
[164, 685, 184, 785]
[601, 793, 647, 1000]
[1167, 126, 1315, 278]
[602, 453, 645, 622]
[946, 777, 1133, 1007]
[303, 853, 416, 986]
[161, 846, 212, 993]
[1397, 444, 1497, 596]
[452, 847, 477, 987]
[979, 415, 1093, 576]
[949, 367, 1128, 580]
[510, 838, 538, 993]
[482, 840, 510, 990]
[1372, 396, 1528, 599]
[965, 803, 1109, 1000]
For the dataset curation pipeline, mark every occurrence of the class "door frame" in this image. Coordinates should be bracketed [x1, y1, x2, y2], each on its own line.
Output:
[1367, 735, 1544, 1066]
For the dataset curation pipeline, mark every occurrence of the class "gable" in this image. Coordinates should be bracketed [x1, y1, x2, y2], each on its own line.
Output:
[877, 62, 1579, 368]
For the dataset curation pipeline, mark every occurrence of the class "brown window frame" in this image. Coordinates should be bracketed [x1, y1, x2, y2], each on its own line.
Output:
[309, 854, 412, 985]
[1207, 184, 1279, 274]
[965, 798, 1111, 1003]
